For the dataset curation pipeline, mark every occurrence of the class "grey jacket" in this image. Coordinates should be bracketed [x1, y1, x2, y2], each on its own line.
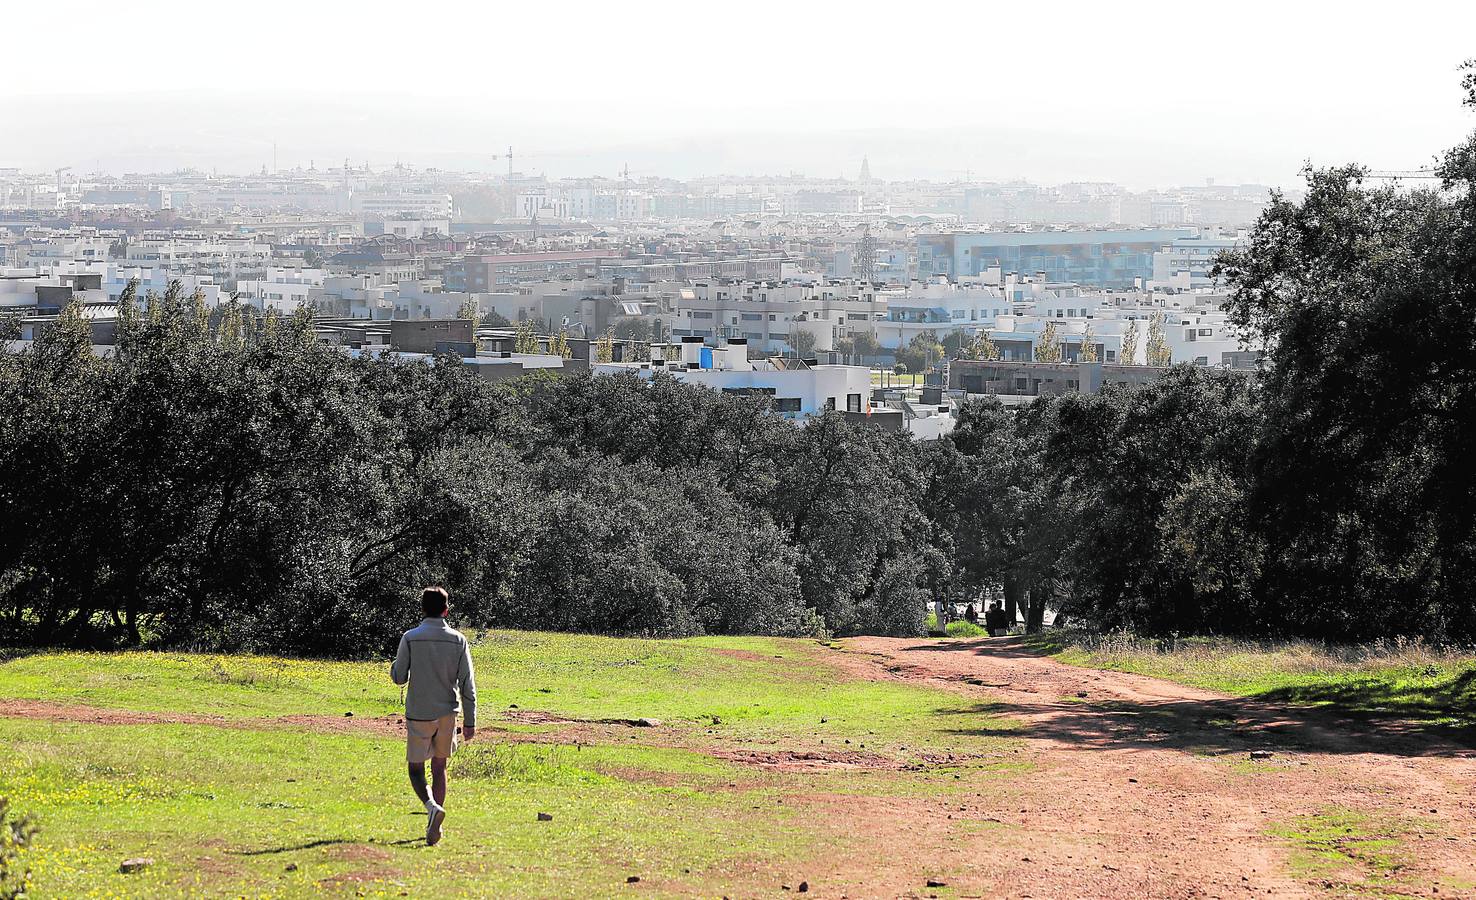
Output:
[390, 617, 477, 727]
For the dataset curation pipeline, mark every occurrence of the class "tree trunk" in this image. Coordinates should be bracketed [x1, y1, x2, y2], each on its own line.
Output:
[1003, 576, 1026, 631]
[1026, 582, 1048, 634]
[124, 603, 141, 646]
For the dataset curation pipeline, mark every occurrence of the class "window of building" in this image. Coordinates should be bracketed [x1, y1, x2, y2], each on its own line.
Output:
[846, 393, 862, 413]
[691, 311, 713, 319]
[775, 398, 801, 412]
[825, 398, 837, 410]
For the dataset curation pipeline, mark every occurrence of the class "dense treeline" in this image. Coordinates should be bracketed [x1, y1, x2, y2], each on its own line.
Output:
[3, 89, 1475, 653]
[0, 288, 936, 653]
[932, 83, 1476, 644]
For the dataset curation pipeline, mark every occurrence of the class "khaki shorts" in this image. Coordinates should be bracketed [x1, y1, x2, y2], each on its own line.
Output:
[405, 713, 459, 764]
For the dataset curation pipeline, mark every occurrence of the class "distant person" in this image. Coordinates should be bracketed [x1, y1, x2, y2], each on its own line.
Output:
[985, 601, 1008, 637]
[964, 603, 979, 626]
[391, 586, 477, 847]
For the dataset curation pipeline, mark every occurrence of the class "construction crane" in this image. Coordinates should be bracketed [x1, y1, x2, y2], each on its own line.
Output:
[489, 146, 544, 178]
[488, 145, 516, 177]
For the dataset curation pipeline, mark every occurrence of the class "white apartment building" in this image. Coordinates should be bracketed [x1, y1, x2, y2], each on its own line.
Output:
[351, 192, 453, 220]
[102, 265, 226, 307]
[307, 275, 394, 319]
[876, 280, 1015, 349]
[364, 218, 450, 239]
[307, 276, 469, 320]
[987, 316, 1129, 364]
[1161, 308, 1246, 366]
[1150, 231, 1242, 290]
[20, 229, 115, 272]
[517, 188, 655, 222]
[670, 279, 887, 353]
[0, 269, 109, 310]
[594, 338, 872, 419]
[2, 263, 225, 309]
[236, 267, 327, 312]
[123, 233, 271, 284]
[516, 191, 571, 221]
[984, 295, 1253, 367]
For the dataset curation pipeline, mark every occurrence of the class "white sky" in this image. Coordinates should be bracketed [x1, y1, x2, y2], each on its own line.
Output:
[5, 0, 1475, 187]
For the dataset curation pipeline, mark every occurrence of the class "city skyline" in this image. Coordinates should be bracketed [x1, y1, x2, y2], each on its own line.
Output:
[6, 0, 1475, 187]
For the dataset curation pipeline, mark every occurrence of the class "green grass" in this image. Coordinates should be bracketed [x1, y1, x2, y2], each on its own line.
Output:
[1025, 631, 1476, 727]
[1268, 808, 1428, 897]
[869, 370, 921, 388]
[0, 631, 1019, 897]
[0, 633, 997, 747]
[944, 621, 988, 638]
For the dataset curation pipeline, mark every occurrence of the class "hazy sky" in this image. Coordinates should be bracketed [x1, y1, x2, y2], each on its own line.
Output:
[5, 0, 1475, 188]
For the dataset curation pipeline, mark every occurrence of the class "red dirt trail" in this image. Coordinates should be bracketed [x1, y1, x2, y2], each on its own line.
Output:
[826, 636, 1476, 899]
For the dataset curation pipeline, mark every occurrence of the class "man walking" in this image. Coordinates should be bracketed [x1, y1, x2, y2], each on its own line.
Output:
[390, 586, 477, 847]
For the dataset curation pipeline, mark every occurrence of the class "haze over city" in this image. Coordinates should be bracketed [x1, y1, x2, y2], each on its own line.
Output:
[7, 0, 1475, 186]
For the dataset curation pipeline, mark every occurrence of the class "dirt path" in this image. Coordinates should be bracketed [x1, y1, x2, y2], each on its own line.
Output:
[0, 699, 409, 736]
[833, 636, 1476, 899]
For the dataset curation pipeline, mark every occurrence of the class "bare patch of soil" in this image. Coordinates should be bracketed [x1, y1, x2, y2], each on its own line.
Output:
[0, 699, 406, 737]
[324, 843, 392, 864]
[501, 709, 663, 728]
[827, 636, 1476, 898]
[709, 647, 769, 662]
[709, 748, 904, 772]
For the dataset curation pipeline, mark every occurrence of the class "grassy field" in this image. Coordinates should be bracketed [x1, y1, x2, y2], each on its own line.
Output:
[1026, 631, 1476, 728]
[0, 632, 1020, 898]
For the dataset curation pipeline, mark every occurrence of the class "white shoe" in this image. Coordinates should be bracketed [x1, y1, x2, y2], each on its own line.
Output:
[425, 802, 446, 846]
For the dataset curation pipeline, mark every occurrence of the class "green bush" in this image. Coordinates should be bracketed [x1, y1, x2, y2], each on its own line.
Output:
[945, 620, 988, 638]
[0, 797, 36, 900]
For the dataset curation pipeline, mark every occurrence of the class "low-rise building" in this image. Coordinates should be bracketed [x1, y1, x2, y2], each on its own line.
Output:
[948, 360, 1169, 398]
[237, 267, 326, 312]
[594, 337, 872, 420]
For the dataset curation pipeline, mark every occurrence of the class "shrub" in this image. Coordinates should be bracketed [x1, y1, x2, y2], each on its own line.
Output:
[0, 798, 37, 900]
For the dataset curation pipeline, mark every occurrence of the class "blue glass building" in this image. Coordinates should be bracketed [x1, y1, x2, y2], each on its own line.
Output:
[916, 228, 1197, 289]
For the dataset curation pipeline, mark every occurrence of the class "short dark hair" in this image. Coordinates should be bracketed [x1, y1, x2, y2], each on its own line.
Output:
[421, 586, 449, 618]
